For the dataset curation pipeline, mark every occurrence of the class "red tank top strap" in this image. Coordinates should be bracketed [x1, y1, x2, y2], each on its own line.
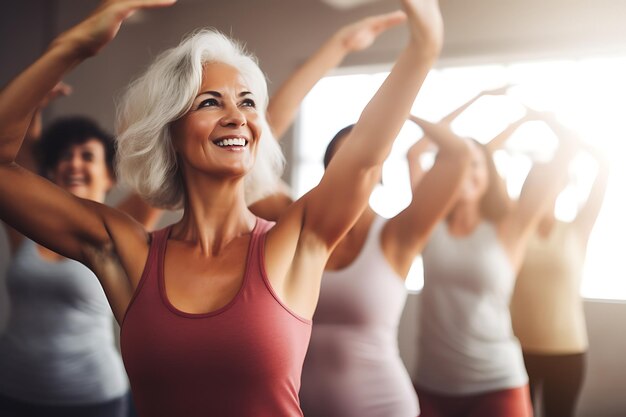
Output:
[247, 217, 311, 324]
[121, 225, 171, 326]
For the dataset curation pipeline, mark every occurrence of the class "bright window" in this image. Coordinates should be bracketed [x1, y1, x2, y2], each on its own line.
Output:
[295, 57, 626, 299]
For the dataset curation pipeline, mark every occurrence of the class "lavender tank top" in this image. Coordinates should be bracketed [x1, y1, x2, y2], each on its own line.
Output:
[300, 216, 419, 417]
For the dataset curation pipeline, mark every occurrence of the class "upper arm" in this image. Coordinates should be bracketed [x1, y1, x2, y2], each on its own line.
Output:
[383, 142, 470, 274]
[0, 163, 119, 263]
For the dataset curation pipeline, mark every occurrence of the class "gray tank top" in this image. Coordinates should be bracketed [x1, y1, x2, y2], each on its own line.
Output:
[300, 216, 419, 417]
[417, 222, 527, 395]
[0, 239, 127, 405]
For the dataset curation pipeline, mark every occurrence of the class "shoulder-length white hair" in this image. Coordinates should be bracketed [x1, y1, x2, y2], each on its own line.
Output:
[116, 29, 284, 209]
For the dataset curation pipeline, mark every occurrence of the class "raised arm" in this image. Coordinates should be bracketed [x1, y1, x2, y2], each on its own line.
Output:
[382, 116, 471, 276]
[485, 115, 528, 152]
[440, 84, 512, 124]
[15, 82, 73, 171]
[506, 114, 579, 257]
[406, 128, 435, 189]
[0, 0, 175, 263]
[300, 0, 443, 248]
[2, 83, 72, 251]
[266, 11, 406, 139]
[574, 144, 609, 243]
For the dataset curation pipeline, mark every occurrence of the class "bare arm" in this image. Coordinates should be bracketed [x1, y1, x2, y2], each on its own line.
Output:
[299, 0, 444, 249]
[250, 12, 406, 222]
[382, 116, 471, 276]
[0, 0, 175, 263]
[406, 128, 435, 189]
[506, 115, 579, 258]
[441, 84, 512, 124]
[486, 116, 528, 152]
[574, 145, 609, 242]
[267, 11, 406, 139]
[265, 0, 443, 318]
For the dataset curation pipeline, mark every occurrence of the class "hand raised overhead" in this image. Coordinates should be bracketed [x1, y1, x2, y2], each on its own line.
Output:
[336, 11, 407, 52]
[401, 0, 444, 55]
[54, 0, 177, 57]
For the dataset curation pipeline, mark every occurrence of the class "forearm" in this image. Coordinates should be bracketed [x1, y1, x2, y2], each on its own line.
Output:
[267, 36, 348, 139]
[411, 117, 466, 155]
[440, 93, 483, 124]
[0, 41, 83, 164]
[486, 117, 526, 151]
[345, 45, 438, 169]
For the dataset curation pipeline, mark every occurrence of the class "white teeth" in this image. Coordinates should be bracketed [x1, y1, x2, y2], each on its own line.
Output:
[216, 138, 247, 147]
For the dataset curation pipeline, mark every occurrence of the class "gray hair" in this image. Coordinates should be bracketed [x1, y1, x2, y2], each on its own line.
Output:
[116, 29, 284, 209]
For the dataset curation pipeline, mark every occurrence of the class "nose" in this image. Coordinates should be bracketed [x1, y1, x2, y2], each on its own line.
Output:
[219, 104, 246, 128]
[66, 152, 83, 171]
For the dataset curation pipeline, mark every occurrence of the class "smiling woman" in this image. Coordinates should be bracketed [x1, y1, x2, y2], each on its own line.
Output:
[116, 32, 285, 209]
[0, 0, 444, 416]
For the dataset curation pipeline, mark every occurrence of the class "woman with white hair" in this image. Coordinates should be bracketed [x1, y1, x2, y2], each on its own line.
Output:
[0, 0, 443, 416]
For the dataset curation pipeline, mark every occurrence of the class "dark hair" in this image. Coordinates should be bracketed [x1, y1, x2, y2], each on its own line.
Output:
[472, 139, 511, 222]
[37, 116, 116, 179]
[323, 124, 355, 169]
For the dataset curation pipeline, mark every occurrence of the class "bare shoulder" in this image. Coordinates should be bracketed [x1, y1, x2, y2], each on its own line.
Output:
[264, 194, 329, 277]
[82, 199, 152, 287]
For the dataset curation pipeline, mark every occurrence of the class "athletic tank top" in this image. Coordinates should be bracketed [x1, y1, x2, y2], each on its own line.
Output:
[0, 239, 127, 405]
[120, 218, 312, 417]
[416, 222, 527, 395]
[300, 216, 419, 417]
[510, 221, 588, 353]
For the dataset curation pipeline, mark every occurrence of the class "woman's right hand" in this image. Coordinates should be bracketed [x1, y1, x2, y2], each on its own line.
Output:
[334, 10, 407, 53]
[53, 0, 176, 58]
[402, 0, 444, 56]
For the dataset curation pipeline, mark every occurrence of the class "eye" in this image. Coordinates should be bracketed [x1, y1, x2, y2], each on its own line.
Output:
[82, 151, 95, 162]
[198, 98, 219, 109]
[240, 98, 256, 108]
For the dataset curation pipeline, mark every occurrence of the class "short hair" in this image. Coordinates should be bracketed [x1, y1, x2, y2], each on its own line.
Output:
[472, 139, 511, 222]
[37, 116, 116, 179]
[116, 29, 284, 209]
[323, 124, 355, 169]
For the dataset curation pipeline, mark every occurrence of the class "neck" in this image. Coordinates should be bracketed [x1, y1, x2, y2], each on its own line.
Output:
[173, 170, 255, 256]
[447, 200, 482, 235]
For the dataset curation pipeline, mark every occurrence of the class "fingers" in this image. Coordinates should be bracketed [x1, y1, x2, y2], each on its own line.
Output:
[372, 10, 407, 31]
[51, 82, 73, 97]
[125, 0, 177, 10]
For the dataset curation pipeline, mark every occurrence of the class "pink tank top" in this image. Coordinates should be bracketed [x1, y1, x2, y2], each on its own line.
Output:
[120, 218, 312, 417]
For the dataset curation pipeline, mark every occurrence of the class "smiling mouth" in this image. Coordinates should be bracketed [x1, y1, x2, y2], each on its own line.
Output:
[213, 137, 248, 148]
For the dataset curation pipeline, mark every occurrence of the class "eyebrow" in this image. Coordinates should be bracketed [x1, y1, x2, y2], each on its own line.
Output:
[196, 90, 254, 99]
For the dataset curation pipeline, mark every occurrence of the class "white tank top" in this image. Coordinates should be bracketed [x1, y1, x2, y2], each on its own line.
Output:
[300, 216, 419, 417]
[416, 221, 527, 395]
[510, 221, 588, 353]
[0, 239, 128, 405]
